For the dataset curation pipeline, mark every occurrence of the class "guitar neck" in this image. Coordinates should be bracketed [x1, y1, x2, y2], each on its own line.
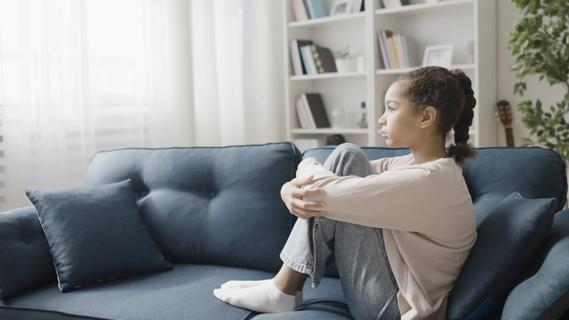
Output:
[505, 127, 514, 147]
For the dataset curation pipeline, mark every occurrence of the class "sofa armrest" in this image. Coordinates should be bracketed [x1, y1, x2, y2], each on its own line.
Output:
[0, 207, 56, 300]
[501, 209, 569, 320]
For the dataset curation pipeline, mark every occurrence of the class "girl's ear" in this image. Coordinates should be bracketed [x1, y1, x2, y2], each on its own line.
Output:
[419, 106, 437, 129]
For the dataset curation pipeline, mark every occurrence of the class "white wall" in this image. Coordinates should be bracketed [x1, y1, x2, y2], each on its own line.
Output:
[496, 1, 565, 147]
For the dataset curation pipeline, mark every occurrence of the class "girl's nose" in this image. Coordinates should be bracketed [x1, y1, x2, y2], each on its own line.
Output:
[378, 114, 386, 126]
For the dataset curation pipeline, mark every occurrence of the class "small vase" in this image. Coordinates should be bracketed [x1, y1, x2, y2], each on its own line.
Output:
[335, 58, 357, 73]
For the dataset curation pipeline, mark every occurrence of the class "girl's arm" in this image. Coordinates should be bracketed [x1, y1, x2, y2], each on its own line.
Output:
[297, 157, 456, 231]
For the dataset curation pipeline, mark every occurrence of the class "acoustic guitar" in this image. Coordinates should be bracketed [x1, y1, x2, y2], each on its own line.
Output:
[497, 100, 515, 147]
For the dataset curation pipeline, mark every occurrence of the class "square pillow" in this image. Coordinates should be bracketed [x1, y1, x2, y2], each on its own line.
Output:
[0, 207, 56, 299]
[447, 192, 557, 320]
[25, 179, 172, 292]
[500, 210, 569, 320]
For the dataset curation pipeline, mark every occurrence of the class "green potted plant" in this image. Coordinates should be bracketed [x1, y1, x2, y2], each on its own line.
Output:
[509, 0, 569, 161]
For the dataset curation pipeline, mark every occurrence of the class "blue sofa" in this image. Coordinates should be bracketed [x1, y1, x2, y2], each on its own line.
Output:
[0, 142, 567, 320]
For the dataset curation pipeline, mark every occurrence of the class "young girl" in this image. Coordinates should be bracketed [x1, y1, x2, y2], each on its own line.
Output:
[213, 66, 478, 320]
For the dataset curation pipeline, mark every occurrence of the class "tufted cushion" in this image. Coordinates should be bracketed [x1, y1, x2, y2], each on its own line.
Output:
[500, 209, 569, 320]
[446, 192, 557, 319]
[83, 142, 302, 273]
[26, 179, 173, 292]
[0, 207, 56, 299]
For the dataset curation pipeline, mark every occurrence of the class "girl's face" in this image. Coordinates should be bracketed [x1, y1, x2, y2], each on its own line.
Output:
[378, 80, 424, 147]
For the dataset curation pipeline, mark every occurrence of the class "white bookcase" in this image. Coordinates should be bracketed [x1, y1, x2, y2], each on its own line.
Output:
[283, 0, 497, 148]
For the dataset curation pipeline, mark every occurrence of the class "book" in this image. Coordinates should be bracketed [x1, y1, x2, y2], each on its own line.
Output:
[402, 35, 419, 67]
[310, 45, 337, 73]
[382, 0, 402, 8]
[377, 30, 391, 69]
[301, 45, 316, 74]
[291, 0, 309, 21]
[301, 94, 317, 128]
[385, 30, 400, 68]
[381, 0, 410, 8]
[294, 40, 314, 74]
[304, 0, 328, 19]
[394, 35, 406, 68]
[352, 0, 364, 13]
[302, 93, 331, 128]
[290, 41, 303, 75]
[295, 97, 311, 128]
[377, 30, 418, 69]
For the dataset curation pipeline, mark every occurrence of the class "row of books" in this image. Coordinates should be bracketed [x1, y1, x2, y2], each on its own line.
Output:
[295, 93, 331, 129]
[291, 0, 364, 21]
[377, 30, 419, 69]
[290, 40, 337, 75]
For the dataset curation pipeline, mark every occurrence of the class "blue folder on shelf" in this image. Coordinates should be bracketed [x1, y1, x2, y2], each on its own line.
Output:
[304, 0, 328, 19]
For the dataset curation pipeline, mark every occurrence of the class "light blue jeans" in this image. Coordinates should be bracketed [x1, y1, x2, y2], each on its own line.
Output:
[280, 143, 401, 320]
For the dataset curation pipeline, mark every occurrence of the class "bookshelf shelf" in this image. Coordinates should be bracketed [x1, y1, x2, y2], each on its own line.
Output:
[290, 72, 366, 81]
[375, 64, 475, 75]
[288, 12, 366, 28]
[375, 0, 474, 16]
[293, 128, 369, 134]
[283, 0, 497, 148]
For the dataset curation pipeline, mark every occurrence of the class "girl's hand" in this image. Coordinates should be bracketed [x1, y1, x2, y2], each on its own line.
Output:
[280, 175, 327, 219]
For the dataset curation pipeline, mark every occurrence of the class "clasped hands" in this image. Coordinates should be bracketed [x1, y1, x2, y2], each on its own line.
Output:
[280, 175, 327, 219]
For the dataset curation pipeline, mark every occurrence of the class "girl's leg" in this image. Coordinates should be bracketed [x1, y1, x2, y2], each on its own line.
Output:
[214, 143, 394, 315]
[325, 143, 400, 320]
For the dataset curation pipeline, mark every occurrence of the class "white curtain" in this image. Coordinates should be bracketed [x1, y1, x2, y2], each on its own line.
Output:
[0, 0, 194, 210]
[191, 0, 285, 146]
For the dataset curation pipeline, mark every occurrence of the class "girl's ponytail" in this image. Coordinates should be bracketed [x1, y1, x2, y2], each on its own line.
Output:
[447, 69, 477, 165]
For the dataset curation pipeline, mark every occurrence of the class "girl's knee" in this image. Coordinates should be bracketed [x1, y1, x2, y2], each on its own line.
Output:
[336, 142, 361, 152]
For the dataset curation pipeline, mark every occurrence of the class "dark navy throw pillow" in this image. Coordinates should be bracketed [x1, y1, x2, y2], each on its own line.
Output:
[447, 192, 557, 320]
[500, 210, 569, 320]
[25, 179, 172, 292]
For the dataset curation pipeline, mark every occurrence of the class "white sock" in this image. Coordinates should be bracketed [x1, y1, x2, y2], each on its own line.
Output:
[213, 279, 302, 313]
[221, 279, 272, 289]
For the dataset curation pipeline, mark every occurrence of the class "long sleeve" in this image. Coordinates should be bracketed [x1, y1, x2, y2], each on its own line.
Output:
[296, 157, 456, 231]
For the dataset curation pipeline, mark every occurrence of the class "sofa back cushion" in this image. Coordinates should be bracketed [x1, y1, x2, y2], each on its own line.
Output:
[0, 207, 56, 299]
[84, 142, 301, 273]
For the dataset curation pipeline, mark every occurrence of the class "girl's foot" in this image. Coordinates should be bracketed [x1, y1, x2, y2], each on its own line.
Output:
[221, 279, 272, 289]
[213, 279, 303, 313]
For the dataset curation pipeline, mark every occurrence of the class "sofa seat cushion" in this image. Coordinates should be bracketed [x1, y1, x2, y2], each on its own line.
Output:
[250, 302, 353, 320]
[1, 264, 347, 320]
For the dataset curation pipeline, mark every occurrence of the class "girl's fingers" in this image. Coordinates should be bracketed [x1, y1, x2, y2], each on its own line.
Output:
[292, 175, 314, 187]
[291, 187, 323, 199]
[302, 188, 324, 197]
[290, 207, 322, 219]
[291, 199, 327, 211]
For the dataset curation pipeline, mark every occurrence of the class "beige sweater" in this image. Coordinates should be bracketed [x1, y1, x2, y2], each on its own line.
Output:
[296, 153, 477, 320]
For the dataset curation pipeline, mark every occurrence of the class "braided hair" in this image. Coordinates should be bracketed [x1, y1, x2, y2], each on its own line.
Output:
[397, 66, 477, 165]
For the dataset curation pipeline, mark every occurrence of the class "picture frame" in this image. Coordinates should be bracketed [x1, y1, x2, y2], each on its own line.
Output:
[330, 0, 352, 16]
[422, 44, 453, 67]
